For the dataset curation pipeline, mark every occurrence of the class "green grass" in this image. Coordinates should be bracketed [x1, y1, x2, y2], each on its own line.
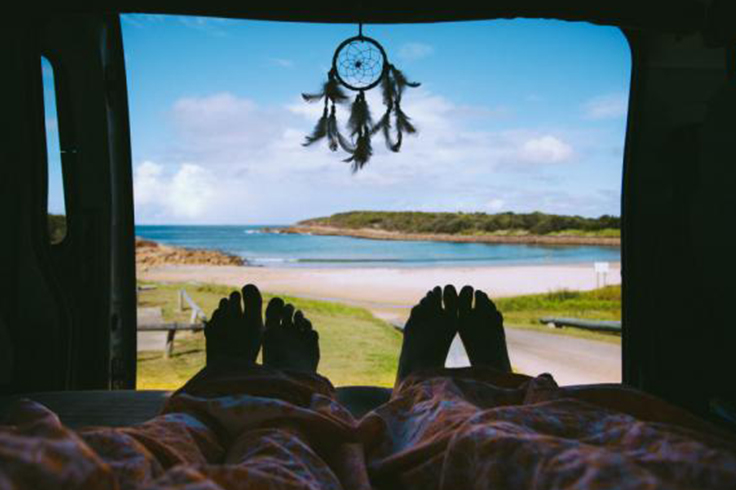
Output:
[548, 228, 620, 238]
[137, 282, 402, 390]
[498, 285, 622, 344]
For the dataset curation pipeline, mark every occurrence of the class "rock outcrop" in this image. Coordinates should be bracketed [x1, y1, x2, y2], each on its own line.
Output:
[136, 237, 245, 269]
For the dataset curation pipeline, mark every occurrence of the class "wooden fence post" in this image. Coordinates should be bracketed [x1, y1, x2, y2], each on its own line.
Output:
[165, 329, 176, 358]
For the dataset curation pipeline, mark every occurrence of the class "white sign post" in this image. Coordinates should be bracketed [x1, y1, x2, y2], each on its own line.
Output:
[594, 262, 610, 288]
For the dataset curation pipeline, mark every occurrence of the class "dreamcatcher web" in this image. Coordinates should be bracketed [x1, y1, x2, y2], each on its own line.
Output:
[336, 39, 385, 90]
[302, 25, 420, 171]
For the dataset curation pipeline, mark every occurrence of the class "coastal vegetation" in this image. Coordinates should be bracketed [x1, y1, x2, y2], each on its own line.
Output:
[48, 213, 66, 243]
[495, 285, 621, 343]
[137, 282, 621, 389]
[300, 211, 620, 237]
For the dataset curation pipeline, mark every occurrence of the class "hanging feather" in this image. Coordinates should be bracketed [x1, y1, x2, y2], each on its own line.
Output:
[347, 91, 373, 136]
[394, 102, 417, 135]
[380, 68, 397, 108]
[371, 108, 399, 151]
[344, 129, 373, 172]
[303, 106, 329, 146]
[390, 130, 403, 153]
[327, 104, 353, 152]
[301, 31, 421, 171]
[302, 69, 349, 105]
[389, 65, 420, 103]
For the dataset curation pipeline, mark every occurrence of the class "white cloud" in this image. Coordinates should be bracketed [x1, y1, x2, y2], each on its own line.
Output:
[178, 16, 232, 36]
[134, 161, 215, 221]
[133, 89, 616, 224]
[486, 198, 505, 211]
[583, 93, 628, 120]
[517, 135, 573, 164]
[269, 58, 295, 69]
[397, 43, 434, 61]
[121, 13, 167, 25]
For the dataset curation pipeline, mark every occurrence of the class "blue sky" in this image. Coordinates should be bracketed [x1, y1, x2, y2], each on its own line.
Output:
[48, 15, 630, 224]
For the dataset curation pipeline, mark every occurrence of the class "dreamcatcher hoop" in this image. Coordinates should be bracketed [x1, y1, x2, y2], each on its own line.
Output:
[302, 24, 420, 171]
[331, 35, 388, 92]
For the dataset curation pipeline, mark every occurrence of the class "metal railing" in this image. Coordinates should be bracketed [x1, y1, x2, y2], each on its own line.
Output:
[539, 316, 621, 334]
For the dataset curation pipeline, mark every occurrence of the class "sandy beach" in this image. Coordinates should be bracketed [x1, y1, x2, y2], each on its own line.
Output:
[139, 262, 621, 322]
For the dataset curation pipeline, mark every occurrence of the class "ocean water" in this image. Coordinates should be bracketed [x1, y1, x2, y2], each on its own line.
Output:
[136, 225, 621, 268]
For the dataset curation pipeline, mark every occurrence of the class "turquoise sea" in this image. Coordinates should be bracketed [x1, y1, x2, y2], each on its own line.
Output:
[135, 225, 620, 268]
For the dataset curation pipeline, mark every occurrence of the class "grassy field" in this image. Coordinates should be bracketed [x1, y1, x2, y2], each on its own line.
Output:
[137, 282, 402, 390]
[137, 282, 622, 389]
[498, 286, 622, 344]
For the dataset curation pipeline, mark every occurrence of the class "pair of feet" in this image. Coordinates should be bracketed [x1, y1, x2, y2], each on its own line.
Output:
[205, 284, 319, 373]
[205, 284, 511, 380]
[397, 285, 512, 380]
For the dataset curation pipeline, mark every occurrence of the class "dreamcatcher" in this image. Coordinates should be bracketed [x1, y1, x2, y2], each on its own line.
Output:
[302, 24, 421, 171]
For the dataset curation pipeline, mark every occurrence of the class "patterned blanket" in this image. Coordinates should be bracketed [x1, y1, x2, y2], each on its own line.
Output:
[2, 365, 735, 489]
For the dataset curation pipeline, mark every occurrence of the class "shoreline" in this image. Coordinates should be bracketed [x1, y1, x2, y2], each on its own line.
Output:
[276, 225, 621, 247]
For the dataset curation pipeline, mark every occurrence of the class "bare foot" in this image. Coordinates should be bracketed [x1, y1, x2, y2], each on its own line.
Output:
[397, 285, 459, 381]
[458, 286, 512, 372]
[205, 284, 263, 366]
[262, 298, 320, 373]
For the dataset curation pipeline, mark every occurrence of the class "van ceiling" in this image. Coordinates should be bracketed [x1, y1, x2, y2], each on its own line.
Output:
[44, 1, 711, 34]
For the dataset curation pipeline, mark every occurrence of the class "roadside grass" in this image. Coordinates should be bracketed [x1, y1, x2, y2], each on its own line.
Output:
[137, 282, 402, 390]
[497, 285, 621, 344]
[548, 228, 620, 238]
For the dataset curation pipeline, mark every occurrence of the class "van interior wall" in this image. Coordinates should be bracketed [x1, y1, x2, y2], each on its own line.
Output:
[623, 28, 736, 415]
[0, 5, 734, 421]
[0, 21, 72, 393]
[0, 15, 137, 395]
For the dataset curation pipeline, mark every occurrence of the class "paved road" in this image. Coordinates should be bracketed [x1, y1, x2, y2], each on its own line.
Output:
[446, 327, 621, 385]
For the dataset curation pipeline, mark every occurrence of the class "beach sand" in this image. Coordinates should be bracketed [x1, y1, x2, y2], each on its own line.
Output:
[139, 262, 622, 385]
[139, 262, 621, 321]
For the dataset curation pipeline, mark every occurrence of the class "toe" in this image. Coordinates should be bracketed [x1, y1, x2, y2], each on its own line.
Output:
[229, 291, 243, 319]
[474, 290, 491, 314]
[421, 287, 442, 315]
[218, 297, 229, 311]
[443, 284, 458, 316]
[282, 304, 295, 329]
[242, 284, 263, 325]
[420, 290, 434, 309]
[294, 310, 307, 331]
[431, 286, 442, 310]
[404, 303, 425, 332]
[265, 298, 284, 330]
[205, 307, 222, 337]
[459, 285, 474, 317]
[475, 290, 502, 321]
[475, 290, 493, 310]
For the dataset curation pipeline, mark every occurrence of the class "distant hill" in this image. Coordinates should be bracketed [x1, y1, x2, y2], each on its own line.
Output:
[298, 211, 620, 237]
[48, 214, 66, 243]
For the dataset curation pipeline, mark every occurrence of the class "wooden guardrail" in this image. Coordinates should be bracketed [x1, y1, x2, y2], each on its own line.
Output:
[178, 289, 207, 325]
[138, 288, 208, 358]
[539, 317, 621, 334]
[138, 322, 205, 358]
